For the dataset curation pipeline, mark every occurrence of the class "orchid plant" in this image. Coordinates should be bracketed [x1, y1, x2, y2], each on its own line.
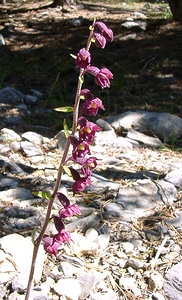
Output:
[25, 19, 113, 299]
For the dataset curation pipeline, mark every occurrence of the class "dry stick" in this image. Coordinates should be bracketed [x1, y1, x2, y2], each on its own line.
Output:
[25, 23, 95, 300]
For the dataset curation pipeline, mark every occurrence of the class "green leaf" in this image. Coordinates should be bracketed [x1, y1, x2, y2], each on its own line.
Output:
[63, 165, 72, 177]
[70, 53, 77, 59]
[32, 191, 51, 200]
[54, 106, 73, 113]
[63, 118, 69, 138]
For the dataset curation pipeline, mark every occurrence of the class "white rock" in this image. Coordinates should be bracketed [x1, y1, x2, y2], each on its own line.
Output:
[85, 228, 99, 241]
[21, 131, 44, 146]
[165, 168, 182, 188]
[152, 292, 166, 300]
[127, 129, 162, 147]
[0, 234, 45, 286]
[1, 128, 21, 141]
[119, 276, 136, 289]
[148, 271, 164, 290]
[20, 141, 43, 156]
[53, 278, 82, 300]
[96, 234, 110, 251]
[60, 261, 80, 277]
[121, 242, 134, 254]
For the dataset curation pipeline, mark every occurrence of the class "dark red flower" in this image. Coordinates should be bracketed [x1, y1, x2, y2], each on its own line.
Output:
[93, 32, 106, 49]
[78, 117, 100, 143]
[81, 97, 105, 116]
[69, 167, 92, 195]
[76, 48, 91, 69]
[85, 66, 113, 89]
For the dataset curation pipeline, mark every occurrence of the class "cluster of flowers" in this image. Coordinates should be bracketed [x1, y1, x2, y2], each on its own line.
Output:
[43, 21, 113, 256]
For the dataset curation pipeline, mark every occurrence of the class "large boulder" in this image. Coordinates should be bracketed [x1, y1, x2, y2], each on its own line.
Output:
[107, 111, 182, 143]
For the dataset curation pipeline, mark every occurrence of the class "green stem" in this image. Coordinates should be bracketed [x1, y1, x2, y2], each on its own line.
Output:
[25, 21, 95, 300]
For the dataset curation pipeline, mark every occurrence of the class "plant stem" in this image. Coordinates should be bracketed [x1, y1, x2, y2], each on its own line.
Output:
[25, 21, 95, 300]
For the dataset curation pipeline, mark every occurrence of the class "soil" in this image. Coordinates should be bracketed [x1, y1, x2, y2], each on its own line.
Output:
[0, 0, 182, 136]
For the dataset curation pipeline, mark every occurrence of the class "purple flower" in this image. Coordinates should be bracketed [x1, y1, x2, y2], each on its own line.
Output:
[85, 66, 113, 89]
[94, 21, 108, 32]
[56, 193, 81, 218]
[42, 235, 60, 257]
[69, 167, 92, 195]
[76, 48, 91, 69]
[80, 89, 94, 101]
[77, 117, 100, 143]
[93, 32, 106, 49]
[95, 68, 113, 89]
[94, 21, 113, 42]
[85, 65, 100, 77]
[54, 229, 71, 244]
[81, 97, 105, 116]
[70, 136, 90, 161]
[81, 156, 97, 176]
[59, 204, 81, 218]
[102, 27, 113, 42]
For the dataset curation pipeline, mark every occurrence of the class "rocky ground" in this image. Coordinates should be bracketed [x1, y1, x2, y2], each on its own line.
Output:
[0, 87, 182, 299]
[0, 1, 182, 300]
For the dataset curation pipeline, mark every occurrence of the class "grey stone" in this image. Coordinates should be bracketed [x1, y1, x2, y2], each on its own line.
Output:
[29, 89, 43, 99]
[102, 203, 124, 220]
[165, 210, 182, 228]
[21, 131, 44, 146]
[3, 160, 27, 175]
[55, 130, 67, 151]
[122, 20, 147, 30]
[96, 119, 114, 131]
[89, 173, 120, 191]
[0, 187, 34, 202]
[127, 129, 162, 147]
[0, 177, 19, 189]
[20, 141, 43, 156]
[65, 214, 101, 233]
[4, 116, 23, 125]
[116, 179, 176, 215]
[127, 257, 144, 270]
[165, 168, 182, 188]
[0, 87, 24, 104]
[24, 94, 39, 105]
[107, 111, 182, 143]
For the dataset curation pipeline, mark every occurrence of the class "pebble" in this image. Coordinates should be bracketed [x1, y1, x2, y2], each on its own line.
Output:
[53, 278, 82, 300]
[121, 242, 134, 254]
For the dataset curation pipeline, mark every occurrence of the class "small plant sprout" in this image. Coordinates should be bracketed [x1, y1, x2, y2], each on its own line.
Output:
[25, 19, 113, 300]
